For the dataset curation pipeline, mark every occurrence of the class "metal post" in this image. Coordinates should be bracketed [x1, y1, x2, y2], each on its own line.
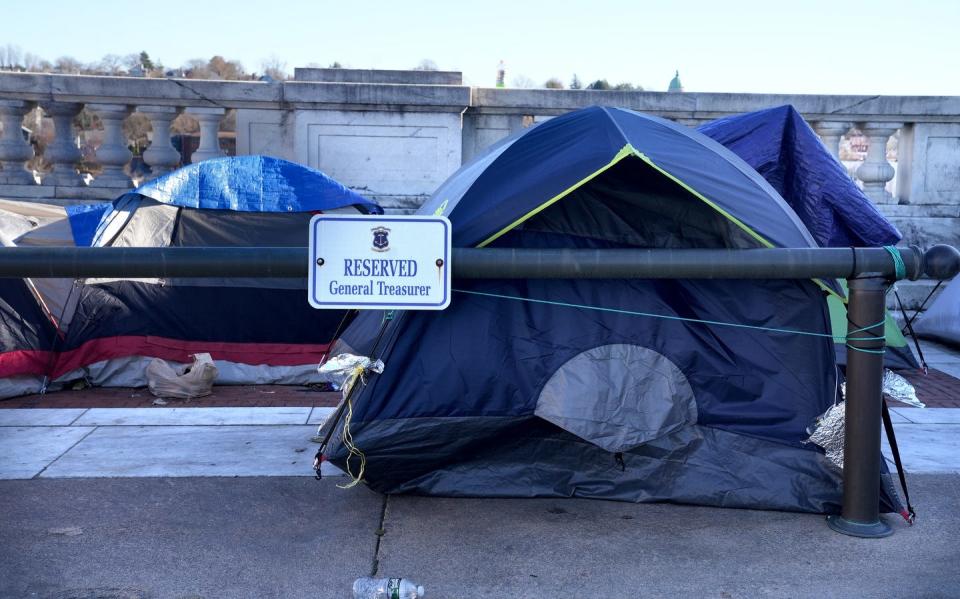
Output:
[826, 277, 892, 538]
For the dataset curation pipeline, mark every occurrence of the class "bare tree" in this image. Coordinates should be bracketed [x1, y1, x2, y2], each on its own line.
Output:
[511, 75, 536, 89]
[121, 54, 142, 72]
[98, 54, 126, 75]
[0, 44, 24, 69]
[23, 52, 44, 71]
[569, 74, 582, 89]
[413, 59, 438, 71]
[171, 113, 199, 136]
[261, 56, 287, 80]
[54, 56, 84, 74]
[184, 58, 211, 79]
[123, 113, 152, 155]
[544, 77, 564, 89]
[208, 55, 246, 80]
[221, 109, 237, 133]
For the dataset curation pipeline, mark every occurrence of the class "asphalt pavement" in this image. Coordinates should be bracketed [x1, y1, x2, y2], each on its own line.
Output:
[1, 475, 958, 599]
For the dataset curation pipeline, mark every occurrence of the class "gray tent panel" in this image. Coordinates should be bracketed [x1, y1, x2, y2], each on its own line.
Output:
[914, 276, 960, 347]
[337, 416, 842, 513]
[535, 344, 697, 453]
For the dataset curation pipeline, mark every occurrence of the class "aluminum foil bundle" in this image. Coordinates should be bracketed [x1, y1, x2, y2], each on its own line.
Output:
[807, 402, 846, 470]
[839, 369, 924, 409]
[882, 369, 924, 408]
[318, 354, 385, 398]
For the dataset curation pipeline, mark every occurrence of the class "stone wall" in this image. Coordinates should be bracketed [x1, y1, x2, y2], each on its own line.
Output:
[1, 69, 957, 260]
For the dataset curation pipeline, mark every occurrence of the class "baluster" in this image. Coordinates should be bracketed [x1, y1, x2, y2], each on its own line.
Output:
[39, 102, 84, 187]
[0, 100, 36, 185]
[186, 107, 225, 163]
[855, 122, 902, 204]
[87, 103, 133, 188]
[138, 105, 182, 180]
[813, 121, 851, 163]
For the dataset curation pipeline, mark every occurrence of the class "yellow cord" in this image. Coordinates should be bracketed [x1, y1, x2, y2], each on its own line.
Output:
[336, 365, 368, 489]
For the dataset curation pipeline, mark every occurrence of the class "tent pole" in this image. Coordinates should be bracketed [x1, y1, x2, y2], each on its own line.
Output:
[827, 276, 892, 538]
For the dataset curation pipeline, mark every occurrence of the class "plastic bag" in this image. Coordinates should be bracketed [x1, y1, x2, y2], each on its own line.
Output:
[316, 354, 385, 488]
[146, 353, 218, 399]
[318, 354, 384, 399]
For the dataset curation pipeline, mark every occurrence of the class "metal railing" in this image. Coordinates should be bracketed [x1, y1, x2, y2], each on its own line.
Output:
[2, 243, 958, 537]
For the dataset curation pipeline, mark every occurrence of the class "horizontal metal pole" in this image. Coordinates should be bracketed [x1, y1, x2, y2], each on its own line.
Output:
[0, 247, 307, 279]
[454, 247, 926, 280]
[0, 245, 958, 281]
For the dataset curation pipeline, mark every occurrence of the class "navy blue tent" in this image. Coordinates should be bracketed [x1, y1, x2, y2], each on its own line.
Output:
[697, 106, 917, 370]
[46, 156, 381, 386]
[326, 106, 903, 514]
[698, 105, 900, 248]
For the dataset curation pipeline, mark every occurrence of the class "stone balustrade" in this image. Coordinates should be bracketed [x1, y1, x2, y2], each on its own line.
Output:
[0, 76, 237, 200]
[0, 71, 958, 264]
[0, 100, 35, 185]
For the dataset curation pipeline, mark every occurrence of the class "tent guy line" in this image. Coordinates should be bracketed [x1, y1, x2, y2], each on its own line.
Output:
[452, 288, 889, 350]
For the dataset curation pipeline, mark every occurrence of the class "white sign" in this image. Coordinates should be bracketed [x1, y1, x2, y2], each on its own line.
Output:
[308, 215, 452, 310]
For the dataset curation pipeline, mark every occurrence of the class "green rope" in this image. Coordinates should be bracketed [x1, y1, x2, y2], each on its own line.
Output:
[452, 288, 887, 351]
[845, 344, 887, 355]
[883, 245, 906, 280]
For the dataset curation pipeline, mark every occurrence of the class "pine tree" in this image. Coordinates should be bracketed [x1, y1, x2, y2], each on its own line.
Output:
[139, 51, 154, 71]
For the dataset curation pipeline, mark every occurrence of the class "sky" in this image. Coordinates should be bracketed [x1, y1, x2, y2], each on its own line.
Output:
[5, 0, 960, 95]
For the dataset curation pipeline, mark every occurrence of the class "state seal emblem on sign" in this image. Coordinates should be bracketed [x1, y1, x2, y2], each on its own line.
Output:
[371, 226, 391, 252]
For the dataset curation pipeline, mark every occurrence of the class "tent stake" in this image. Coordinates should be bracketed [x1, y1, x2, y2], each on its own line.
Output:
[826, 276, 893, 538]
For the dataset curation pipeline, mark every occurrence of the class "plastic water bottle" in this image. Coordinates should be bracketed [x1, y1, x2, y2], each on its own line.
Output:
[352, 576, 424, 599]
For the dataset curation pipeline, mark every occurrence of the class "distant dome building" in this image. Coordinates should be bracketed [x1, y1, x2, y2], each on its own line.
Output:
[668, 70, 684, 93]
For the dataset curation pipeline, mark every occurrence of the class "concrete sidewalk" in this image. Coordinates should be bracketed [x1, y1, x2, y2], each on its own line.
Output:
[919, 341, 960, 379]
[1, 476, 957, 599]
[0, 407, 340, 480]
[1, 406, 958, 480]
[1, 404, 958, 597]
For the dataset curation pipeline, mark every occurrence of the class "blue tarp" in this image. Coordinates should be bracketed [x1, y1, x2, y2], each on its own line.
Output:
[698, 105, 901, 248]
[131, 155, 381, 214]
[64, 203, 112, 247]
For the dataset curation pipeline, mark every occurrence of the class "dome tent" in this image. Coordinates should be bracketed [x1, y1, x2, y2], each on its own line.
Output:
[324, 106, 903, 514]
[0, 200, 112, 399]
[30, 156, 381, 389]
[0, 277, 57, 399]
[913, 275, 960, 347]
